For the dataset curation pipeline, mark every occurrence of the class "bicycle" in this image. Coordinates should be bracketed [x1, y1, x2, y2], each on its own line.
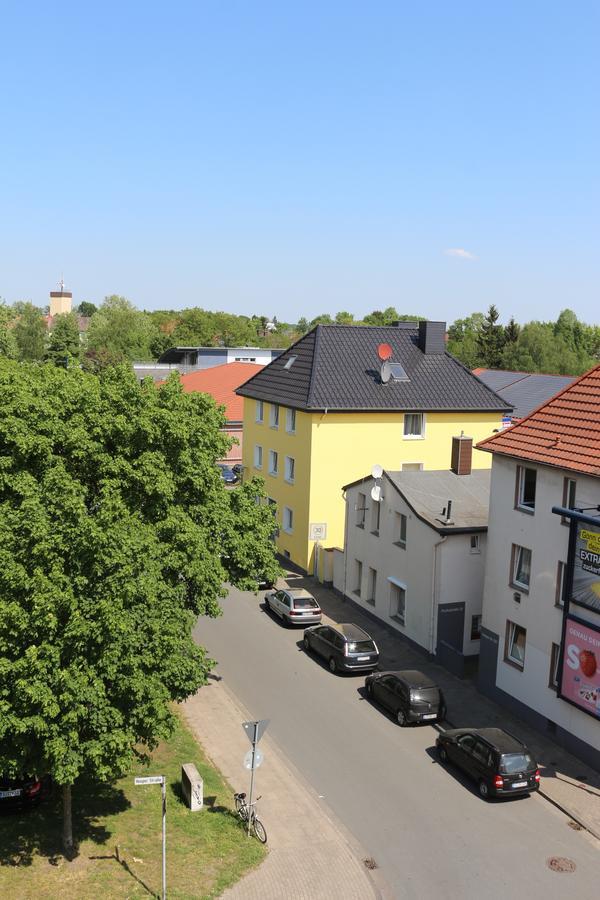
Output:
[234, 792, 268, 843]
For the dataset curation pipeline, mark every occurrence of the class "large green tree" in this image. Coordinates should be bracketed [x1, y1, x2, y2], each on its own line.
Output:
[86, 295, 158, 360]
[45, 312, 81, 367]
[477, 304, 505, 368]
[0, 303, 18, 359]
[13, 302, 47, 361]
[0, 361, 278, 854]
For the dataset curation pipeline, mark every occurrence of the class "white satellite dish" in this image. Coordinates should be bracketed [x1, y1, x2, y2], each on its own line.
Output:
[371, 484, 382, 502]
[380, 360, 391, 384]
[371, 463, 383, 479]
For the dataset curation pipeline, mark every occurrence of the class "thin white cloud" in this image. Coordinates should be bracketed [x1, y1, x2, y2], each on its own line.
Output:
[444, 248, 477, 260]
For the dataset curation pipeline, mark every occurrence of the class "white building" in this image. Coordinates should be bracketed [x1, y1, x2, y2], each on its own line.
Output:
[333, 464, 490, 676]
[477, 365, 600, 769]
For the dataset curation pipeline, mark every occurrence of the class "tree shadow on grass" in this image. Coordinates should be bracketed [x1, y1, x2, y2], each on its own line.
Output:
[0, 777, 130, 867]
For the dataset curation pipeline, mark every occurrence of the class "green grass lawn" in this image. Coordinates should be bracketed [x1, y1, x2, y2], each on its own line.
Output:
[0, 710, 266, 899]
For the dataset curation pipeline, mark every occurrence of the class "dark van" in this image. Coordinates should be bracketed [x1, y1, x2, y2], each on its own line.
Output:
[303, 623, 379, 673]
[365, 670, 446, 726]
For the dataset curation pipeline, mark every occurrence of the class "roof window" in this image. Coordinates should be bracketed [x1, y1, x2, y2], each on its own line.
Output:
[283, 355, 297, 370]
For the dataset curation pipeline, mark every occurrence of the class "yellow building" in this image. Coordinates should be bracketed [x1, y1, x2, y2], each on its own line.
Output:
[237, 321, 510, 575]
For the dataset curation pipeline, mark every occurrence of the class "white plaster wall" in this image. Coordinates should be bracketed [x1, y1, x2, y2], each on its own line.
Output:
[482, 455, 600, 749]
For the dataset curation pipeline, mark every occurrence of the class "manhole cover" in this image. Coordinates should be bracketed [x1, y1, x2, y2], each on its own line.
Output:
[547, 857, 576, 873]
[363, 857, 378, 870]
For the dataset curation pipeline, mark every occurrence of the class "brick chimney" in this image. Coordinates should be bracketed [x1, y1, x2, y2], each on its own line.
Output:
[451, 434, 473, 475]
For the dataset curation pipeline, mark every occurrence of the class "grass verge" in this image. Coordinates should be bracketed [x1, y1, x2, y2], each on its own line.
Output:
[0, 710, 266, 899]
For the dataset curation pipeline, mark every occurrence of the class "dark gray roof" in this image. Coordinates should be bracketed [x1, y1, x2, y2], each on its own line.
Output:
[237, 325, 511, 412]
[473, 369, 575, 419]
[343, 469, 490, 532]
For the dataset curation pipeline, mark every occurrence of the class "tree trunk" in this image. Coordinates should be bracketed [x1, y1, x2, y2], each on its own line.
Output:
[62, 784, 74, 856]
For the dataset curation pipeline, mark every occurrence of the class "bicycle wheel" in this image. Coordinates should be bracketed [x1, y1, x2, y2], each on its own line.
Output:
[235, 796, 248, 820]
[252, 817, 267, 844]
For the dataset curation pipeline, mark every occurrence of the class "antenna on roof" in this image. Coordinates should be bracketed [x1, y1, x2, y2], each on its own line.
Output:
[377, 343, 393, 384]
[371, 464, 384, 502]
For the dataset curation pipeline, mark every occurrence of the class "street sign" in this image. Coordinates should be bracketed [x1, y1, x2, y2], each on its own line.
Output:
[309, 522, 327, 541]
[243, 748, 264, 770]
[134, 776, 164, 785]
[242, 719, 270, 745]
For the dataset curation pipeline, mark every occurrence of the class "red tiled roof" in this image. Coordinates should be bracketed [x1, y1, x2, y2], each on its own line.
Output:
[177, 362, 264, 422]
[477, 363, 600, 476]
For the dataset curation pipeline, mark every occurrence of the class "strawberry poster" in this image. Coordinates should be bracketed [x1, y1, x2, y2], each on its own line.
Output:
[559, 617, 600, 719]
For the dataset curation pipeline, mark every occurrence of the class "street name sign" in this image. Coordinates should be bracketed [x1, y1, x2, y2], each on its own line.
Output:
[134, 775, 164, 785]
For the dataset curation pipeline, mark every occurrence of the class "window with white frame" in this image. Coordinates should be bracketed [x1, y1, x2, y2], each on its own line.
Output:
[389, 581, 406, 624]
[354, 559, 363, 595]
[284, 456, 295, 483]
[393, 512, 407, 548]
[255, 400, 264, 423]
[356, 492, 367, 527]
[367, 567, 377, 605]
[549, 642, 561, 689]
[505, 621, 526, 669]
[516, 466, 536, 512]
[286, 407, 296, 433]
[511, 544, 531, 591]
[268, 450, 279, 475]
[562, 477, 577, 524]
[269, 403, 279, 428]
[370, 499, 380, 534]
[403, 413, 425, 439]
[254, 444, 263, 469]
[555, 561, 566, 607]
[282, 506, 293, 533]
[470, 535, 481, 554]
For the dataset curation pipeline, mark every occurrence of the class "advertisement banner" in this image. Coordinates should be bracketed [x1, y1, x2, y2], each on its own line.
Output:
[570, 523, 600, 613]
[559, 617, 600, 720]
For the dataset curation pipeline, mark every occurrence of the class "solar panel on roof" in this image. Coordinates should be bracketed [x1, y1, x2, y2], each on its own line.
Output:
[389, 362, 409, 381]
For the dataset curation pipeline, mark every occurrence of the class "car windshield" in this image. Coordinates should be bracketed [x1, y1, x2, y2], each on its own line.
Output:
[500, 752, 535, 774]
[347, 640, 376, 653]
[293, 597, 319, 609]
[410, 688, 440, 704]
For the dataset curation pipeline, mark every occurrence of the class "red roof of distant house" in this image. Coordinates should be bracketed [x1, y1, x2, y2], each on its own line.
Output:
[177, 362, 264, 422]
[477, 363, 600, 476]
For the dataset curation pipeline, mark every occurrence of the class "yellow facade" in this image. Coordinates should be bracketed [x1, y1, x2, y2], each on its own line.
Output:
[242, 399, 502, 575]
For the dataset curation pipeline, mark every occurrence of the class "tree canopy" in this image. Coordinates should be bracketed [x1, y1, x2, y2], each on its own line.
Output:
[0, 361, 279, 853]
[45, 312, 81, 367]
[13, 302, 46, 361]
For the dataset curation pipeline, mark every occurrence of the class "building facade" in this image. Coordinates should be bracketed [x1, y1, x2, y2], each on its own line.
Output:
[477, 365, 600, 768]
[238, 322, 510, 575]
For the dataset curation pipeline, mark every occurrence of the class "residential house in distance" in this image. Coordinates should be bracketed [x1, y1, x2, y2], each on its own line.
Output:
[237, 321, 511, 576]
[168, 362, 263, 466]
[477, 364, 600, 768]
[473, 369, 575, 421]
[335, 449, 490, 676]
[134, 346, 282, 382]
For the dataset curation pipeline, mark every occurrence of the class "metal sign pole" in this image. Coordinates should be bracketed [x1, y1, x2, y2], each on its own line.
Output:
[247, 724, 257, 836]
[162, 777, 167, 900]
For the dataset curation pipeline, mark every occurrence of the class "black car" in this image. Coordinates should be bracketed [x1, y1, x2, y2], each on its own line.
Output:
[217, 464, 239, 485]
[0, 774, 52, 810]
[365, 670, 446, 726]
[303, 623, 379, 673]
[436, 727, 540, 799]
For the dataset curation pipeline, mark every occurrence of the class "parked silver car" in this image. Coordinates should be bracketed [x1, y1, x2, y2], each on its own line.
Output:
[265, 588, 322, 626]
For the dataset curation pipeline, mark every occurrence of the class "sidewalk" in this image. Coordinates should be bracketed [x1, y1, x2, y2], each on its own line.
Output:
[291, 570, 600, 842]
[182, 679, 384, 900]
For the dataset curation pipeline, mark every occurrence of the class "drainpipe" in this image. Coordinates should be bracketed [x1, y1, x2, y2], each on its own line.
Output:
[342, 488, 349, 603]
[430, 535, 447, 655]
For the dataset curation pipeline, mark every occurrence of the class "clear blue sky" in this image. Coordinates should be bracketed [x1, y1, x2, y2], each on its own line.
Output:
[1, 1, 598, 324]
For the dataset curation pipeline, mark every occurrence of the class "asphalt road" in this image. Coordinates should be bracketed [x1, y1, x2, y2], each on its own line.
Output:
[195, 587, 600, 899]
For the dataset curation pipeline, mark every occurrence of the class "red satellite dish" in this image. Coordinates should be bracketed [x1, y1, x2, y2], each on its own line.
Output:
[377, 343, 393, 361]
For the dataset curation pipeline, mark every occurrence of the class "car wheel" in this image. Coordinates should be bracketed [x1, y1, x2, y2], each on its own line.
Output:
[397, 709, 407, 727]
[303, 635, 311, 651]
[329, 657, 338, 674]
[478, 779, 490, 800]
[437, 745, 448, 763]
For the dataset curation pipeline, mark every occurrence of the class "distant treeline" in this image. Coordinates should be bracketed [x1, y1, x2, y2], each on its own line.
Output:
[0, 297, 597, 376]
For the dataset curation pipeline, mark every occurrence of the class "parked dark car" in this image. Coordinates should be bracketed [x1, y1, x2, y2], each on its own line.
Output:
[365, 670, 446, 726]
[217, 464, 239, 485]
[0, 774, 52, 811]
[436, 727, 540, 799]
[266, 588, 322, 626]
[303, 623, 379, 673]
[232, 464, 243, 478]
